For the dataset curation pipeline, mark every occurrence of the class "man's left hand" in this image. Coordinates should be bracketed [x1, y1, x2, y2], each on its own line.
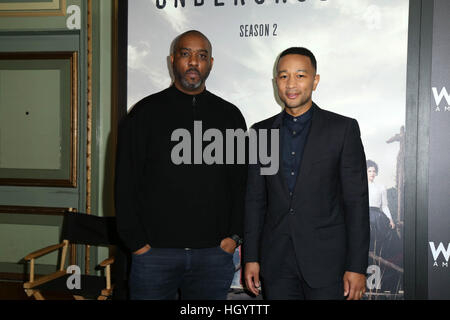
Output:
[220, 237, 237, 254]
[343, 271, 366, 300]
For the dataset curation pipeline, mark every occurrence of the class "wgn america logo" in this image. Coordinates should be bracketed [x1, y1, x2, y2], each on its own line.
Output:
[432, 87, 450, 112]
[429, 242, 450, 268]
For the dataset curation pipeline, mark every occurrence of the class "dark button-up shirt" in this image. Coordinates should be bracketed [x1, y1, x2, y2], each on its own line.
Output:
[281, 107, 313, 193]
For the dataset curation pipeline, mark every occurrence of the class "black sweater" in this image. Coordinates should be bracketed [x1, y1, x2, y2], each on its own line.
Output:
[114, 85, 247, 252]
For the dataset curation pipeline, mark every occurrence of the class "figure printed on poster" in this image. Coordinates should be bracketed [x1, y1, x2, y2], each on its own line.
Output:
[365, 128, 405, 299]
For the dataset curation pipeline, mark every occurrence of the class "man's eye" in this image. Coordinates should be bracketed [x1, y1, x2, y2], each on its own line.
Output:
[279, 75, 287, 79]
[199, 54, 207, 59]
[180, 51, 189, 57]
[297, 74, 304, 78]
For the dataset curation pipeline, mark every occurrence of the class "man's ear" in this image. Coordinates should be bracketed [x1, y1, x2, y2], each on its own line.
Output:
[313, 74, 320, 91]
[210, 57, 214, 69]
[170, 55, 174, 64]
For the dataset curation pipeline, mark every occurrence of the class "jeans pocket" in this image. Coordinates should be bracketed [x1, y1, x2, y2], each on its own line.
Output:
[132, 247, 153, 258]
[217, 245, 234, 256]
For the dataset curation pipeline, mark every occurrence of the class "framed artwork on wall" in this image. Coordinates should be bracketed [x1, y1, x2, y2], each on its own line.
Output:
[0, 51, 78, 187]
[0, 0, 66, 17]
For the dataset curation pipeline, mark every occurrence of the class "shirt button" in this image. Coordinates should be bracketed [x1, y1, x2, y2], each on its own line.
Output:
[291, 151, 296, 155]
[289, 208, 295, 214]
[293, 131, 296, 135]
[289, 192, 293, 196]
[291, 171, 295, 176]
[293, 118, 298, 122]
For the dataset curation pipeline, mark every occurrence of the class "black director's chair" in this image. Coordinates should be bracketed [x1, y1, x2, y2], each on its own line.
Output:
[23, 209, 129, 300]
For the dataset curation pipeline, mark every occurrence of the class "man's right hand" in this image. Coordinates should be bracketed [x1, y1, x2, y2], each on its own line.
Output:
[244, 262, 261, 296]
[133, 244, 151, 255]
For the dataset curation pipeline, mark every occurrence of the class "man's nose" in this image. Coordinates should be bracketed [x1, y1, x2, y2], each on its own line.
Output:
[286, 76, 296, 88]
[188, 54, 199, 67]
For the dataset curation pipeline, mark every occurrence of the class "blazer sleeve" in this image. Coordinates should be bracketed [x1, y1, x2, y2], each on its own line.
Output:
[114, 112, 149, 253]
[339, 119, 370, 274]
[243, 125, 267, 264]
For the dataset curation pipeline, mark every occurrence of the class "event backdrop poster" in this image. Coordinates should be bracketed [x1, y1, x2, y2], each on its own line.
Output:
[128, 0, 409, 300]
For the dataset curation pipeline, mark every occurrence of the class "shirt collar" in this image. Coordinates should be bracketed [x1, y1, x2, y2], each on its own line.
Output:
[169, 84, 208, 101]
[283, 106, 313, 125]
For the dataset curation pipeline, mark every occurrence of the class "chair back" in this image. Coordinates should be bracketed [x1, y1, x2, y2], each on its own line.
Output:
[61, 211, 120, 246]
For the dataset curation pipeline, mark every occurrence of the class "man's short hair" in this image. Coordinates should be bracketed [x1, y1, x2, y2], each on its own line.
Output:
[366, 159, 379, 174]
[277, 47, 317, 72]
[171, 30, 212, 56]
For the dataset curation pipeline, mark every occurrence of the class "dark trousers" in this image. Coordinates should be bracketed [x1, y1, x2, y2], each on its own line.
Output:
[129, 246, 235, 300]
[262, 237, 345, 300]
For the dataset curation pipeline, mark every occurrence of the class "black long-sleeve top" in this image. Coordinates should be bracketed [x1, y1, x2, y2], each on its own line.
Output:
[114, 85, 247, 252]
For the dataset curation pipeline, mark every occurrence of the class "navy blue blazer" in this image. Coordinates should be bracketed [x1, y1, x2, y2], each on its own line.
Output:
[243, 103, 370, 288]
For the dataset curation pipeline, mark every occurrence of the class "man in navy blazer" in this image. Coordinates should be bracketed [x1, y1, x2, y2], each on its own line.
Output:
[243, 47, 370, 300]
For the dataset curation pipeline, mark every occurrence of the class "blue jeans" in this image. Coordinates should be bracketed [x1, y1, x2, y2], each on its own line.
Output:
[129, 246, 235, 300]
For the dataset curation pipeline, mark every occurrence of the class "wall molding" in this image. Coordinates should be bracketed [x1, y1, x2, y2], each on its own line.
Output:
[0, 205, 73, 216]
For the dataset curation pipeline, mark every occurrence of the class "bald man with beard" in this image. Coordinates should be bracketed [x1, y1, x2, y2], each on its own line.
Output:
[115, 30, 247, 300]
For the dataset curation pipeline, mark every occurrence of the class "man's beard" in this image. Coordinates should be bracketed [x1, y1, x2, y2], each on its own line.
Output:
[181, 77, 202, 90]
[174, 67, 210, 91]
